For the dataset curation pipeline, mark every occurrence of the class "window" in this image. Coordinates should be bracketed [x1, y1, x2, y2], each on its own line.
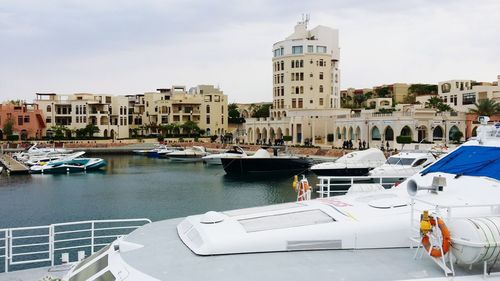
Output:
[317, 46, 327, 53]
[319, 72, 324, 80]
[295, 87, 299, 94]
[412, 158, 428, 167]
[205, 95, 212, 102]
[292, 98, 297, 108]
[221, 116, 224, 124]
[280, 87, 284, 96]
[319, 85, 324, 93]
[462, 93, 476, 105]
[24, 115, 30, 123]
[295, 73, 300, 81]
[291, 73, 295, 81]
[300, 86, 304, 94]
[307, 45, 314, 53]
[206, 116, 210, 124]
[47, 105, 51, 112]
[298, 98, 303, 108]
[310, 100, 313, 104]
[300, 60, 303, 67]
[300, 73, 304, 81]
[206, 105, 210, 113]
[46, 117, 52, 123]
[292, 46, 303, 54]
[319, 98, 324, 106]
[18, 115, 23, 125]
[280, 73, 284, 83]
[280, 61, 284, 70]
[214, 95, 220, 102]
[221, 105, 224, 114]
[291, 61, 294, 68]
[238, 209, 334, 233]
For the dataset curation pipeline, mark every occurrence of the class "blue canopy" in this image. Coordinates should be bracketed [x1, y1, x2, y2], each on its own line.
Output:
[421, 145, 500, 181]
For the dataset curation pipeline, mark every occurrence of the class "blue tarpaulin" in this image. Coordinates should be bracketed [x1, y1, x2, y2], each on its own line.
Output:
[421, 145, 500, 181]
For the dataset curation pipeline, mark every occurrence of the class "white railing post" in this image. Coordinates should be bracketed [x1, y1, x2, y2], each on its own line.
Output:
[6, 229, 11, 273]
[91, 222, 95, 254]
[49, 225, 54, 267]
[4, 230, 8, 273]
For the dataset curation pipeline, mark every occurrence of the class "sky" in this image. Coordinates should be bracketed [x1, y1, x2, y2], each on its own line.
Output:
[1, 0, 499, 103]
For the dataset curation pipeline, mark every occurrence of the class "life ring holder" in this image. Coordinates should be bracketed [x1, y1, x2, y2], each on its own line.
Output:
[421, 215, 451, 258]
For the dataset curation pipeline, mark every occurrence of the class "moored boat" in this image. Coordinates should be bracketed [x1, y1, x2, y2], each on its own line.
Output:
[30, 157, 107, 174]
[310, 148, 386, 177]
[167, 146, 209, 162]
[221, 147, 312, 176]
[202, 146, 247, 165]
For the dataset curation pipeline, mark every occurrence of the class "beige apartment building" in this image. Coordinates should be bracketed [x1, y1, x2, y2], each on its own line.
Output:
[34, 85, 228, 139]
[127, 85, 228, 136]
[35, 93, 129, 139]
[245, 18, 342, 144]
[438, 76, 500, 112]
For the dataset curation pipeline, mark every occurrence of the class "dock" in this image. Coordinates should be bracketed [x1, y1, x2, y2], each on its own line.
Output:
[0, 154, 30, 175]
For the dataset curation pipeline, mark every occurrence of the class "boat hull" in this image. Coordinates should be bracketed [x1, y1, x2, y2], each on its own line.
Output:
[221, 157, 312, 176]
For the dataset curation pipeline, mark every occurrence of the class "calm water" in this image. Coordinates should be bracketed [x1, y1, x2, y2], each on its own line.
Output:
[0, 155, 316, 228]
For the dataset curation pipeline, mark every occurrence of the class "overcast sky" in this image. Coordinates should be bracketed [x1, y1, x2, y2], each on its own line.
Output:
[1, 0, 499, 103]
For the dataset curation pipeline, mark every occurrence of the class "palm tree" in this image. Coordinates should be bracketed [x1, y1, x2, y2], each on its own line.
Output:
[425, 96, 441, 109]
[469, 99, 500, 116]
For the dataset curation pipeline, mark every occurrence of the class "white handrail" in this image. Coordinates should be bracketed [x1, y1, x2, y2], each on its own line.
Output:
[316, 175, 407, 198]
[0, 218, 151, 273]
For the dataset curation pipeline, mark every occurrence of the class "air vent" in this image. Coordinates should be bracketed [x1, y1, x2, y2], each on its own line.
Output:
[287, 240, 342, 251]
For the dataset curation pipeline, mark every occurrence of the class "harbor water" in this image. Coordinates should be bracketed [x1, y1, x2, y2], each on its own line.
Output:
[0, 154, 315, 228]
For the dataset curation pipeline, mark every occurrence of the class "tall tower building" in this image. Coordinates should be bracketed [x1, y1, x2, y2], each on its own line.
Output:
[271, 17, 340, 119]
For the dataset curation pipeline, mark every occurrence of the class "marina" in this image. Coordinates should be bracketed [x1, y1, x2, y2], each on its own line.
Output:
[1, 2, 499, 280]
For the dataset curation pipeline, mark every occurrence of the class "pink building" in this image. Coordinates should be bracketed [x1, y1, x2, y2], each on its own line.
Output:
[0, 103, 46, 140]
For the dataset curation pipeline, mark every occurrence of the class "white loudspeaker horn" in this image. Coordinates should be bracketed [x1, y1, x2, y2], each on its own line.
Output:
[407, 176, 446, 196]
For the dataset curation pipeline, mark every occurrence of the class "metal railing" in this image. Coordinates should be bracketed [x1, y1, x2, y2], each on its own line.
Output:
[0, 218, 151, 273]
[316, 175, 408, 197]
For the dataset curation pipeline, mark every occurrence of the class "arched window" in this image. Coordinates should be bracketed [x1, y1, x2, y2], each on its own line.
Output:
[371, 126, 381, 140]
[472, 126, 478, 137]
[47, 105, 52, 112]
[400, 126, 412, 137]
[433, 126, 443, 140]
[449, 126, 461, 141]
[300, 86, 304, 94]
[336, 127, 341, 139]
[384, 126, 394, 141]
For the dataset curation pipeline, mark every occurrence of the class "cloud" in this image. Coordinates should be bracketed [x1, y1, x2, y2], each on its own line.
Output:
[0, 0, 499, 103]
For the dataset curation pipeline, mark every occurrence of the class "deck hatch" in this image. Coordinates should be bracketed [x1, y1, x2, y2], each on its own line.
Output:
[223, 202, 303, 217]
[238, 209, 334, 233]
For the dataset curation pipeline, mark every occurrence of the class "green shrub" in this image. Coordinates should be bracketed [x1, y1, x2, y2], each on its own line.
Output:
[7, 135, 19, 141]
[283, 135, 292, 142]
[396, 135, 412, 144]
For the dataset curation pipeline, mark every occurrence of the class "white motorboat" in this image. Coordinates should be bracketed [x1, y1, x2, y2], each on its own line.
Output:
[368, 150, 437, 179]
[310, 148, 386, 177]
[24, 151, 86, 166]
[202, 146, 247, 165]
[167, 146, 209, 162]
[0, 166, 3, 175]
[15, 143, 72, 158]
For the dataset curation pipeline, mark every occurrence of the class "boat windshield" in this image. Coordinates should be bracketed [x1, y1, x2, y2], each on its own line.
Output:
[385, 157, 415, 166]
[421, 145, 500, 180]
